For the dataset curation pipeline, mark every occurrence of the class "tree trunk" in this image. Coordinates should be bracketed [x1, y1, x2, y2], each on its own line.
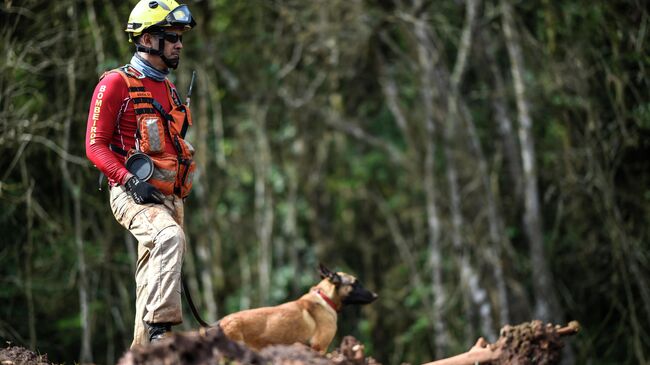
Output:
[60, 29, 92, 360]
[84, 0, 105, 69]
[500, 0, 559, 322]
[237, 243, 252, 310]
[443, 0, 496, 342]
[283, 160, 301, 294]
[459, 101, 511, 327]
[377, 60, 431, 311]
[74, 177, 92, 364]
[105, 290, 115, 365]
[488, 56, 523, 201]
[413, 15, 449, 357]
[191, 66, 220, 322]
[195, 243, 217, 322]
[112, 272, 132, 349]
[374, 194, 426, 292]
[475, 27, 524, 325]
[19, 162, 36, 350]
[206, 72, 227, 169]
[253, 103, 273, 305]
[104, 1, 130, 56]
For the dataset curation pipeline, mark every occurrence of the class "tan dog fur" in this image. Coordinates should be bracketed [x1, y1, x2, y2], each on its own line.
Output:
[217, 265, 377, 353]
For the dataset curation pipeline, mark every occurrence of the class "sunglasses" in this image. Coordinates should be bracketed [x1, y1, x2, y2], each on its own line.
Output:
[157, 32, 183, 44]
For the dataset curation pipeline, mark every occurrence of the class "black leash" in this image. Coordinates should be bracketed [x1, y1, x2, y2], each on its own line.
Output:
[181, 275, 210, 328]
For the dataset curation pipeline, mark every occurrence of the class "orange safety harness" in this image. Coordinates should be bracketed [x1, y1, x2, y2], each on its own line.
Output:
[102, 65, 195, 198]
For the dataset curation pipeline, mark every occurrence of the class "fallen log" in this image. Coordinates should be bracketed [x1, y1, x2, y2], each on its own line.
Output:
[422, 320, 580, 365]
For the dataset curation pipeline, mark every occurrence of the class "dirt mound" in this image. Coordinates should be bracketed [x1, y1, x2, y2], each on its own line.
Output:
[326, 336, 381, 365]
[496, 320, 565, 365]
[259, 344, 332, 365]
[259, 335, 382, 365]
[0, 330, 381, 365]
[424, 320, 579, 365]
[117, 327, 264, 365]
[0, 345, 51, 365]
[118, 327, 382, 365]
[1, 321, 577, 365]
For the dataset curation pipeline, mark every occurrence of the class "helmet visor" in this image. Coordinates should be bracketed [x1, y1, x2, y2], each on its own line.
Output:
[162, 5, 196, 28]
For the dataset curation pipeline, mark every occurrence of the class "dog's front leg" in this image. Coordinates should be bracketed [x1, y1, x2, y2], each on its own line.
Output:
[309, 342, 327, 354]
[309, 328, 336, 354]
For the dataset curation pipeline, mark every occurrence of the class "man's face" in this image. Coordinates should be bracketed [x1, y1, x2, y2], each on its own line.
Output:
[141, 27, 184, 69]
[157, 28, 184, 69]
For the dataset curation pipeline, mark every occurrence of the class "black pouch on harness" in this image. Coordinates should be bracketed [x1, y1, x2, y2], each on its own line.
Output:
[125, 152, 154, 181]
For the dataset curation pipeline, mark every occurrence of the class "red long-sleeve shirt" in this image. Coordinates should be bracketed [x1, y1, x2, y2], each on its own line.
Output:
[85, 71, 178, 186]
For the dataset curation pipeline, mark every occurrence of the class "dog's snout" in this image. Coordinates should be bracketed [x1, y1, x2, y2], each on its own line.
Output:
[342, 281, 378, 305]
[367, 290, 378, 302]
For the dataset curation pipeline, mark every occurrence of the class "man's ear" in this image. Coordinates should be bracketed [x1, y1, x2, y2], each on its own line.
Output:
[319, 263, 342, 286]
[140, 33, 156, 48]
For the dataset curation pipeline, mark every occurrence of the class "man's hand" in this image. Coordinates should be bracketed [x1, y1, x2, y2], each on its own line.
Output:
[125, 176, 164, 204]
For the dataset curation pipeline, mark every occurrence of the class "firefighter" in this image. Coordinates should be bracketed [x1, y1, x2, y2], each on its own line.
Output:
[85, 0, 197, 347]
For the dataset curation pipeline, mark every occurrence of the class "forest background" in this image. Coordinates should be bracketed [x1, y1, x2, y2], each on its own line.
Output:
[1, 0, 649, 364]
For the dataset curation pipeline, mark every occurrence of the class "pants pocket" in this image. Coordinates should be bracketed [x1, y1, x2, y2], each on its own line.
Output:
[110, 186, 147, 230]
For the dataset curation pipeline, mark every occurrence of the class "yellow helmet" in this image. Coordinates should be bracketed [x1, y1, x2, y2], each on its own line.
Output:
[125, 0, 196, 38]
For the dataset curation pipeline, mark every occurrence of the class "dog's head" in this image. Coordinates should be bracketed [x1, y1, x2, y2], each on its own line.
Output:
[319, 264, 378, 305]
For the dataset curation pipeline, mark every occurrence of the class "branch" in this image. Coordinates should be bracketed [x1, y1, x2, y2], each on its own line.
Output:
[278, 72, 326, 108]
[421, 321, 581, 365]
[422, 337, 501, 365]
[321, 113, 405, 166]
[378, 66, 410, 140]
[277, 41, 304, 80]
[18, 134, 88, 166]
[371, 193, 426, 293]
[377, 28, 418, 71]
[450, 0, 480, 94]
[213, 58, 240, 92]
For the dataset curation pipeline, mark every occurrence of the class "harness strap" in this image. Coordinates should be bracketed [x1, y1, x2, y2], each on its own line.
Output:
[134, 107, 156, 115]
[109, 144, 128, 157]
[99, 66, 194, 197]
[180, 112, 190, 138]
[152, 99, 175, 122]
[131, 97, 152, 104]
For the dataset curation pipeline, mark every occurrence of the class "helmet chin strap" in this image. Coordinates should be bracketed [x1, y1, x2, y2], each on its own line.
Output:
[161, 55, 179, 69]
[135, 37, 179, 70]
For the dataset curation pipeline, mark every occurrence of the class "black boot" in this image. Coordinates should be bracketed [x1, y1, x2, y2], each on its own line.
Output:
[147, 322, 172, 343]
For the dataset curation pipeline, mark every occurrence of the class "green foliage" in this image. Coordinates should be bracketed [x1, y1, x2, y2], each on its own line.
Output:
[1, 0, 649, 364]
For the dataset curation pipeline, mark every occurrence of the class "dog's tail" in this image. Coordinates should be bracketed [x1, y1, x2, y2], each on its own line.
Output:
[181, 275, 210, 328]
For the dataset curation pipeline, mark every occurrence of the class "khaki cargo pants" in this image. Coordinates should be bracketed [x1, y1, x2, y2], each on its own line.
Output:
[109, 185, 186, 348]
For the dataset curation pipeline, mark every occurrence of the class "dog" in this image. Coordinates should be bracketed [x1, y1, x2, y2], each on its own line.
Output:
[216, 264, 378, 353]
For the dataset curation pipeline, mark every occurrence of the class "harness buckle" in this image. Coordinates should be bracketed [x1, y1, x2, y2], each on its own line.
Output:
[122, 65, 146, 79]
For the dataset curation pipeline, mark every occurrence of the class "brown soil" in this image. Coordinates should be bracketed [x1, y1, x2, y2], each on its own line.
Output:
[116, 327, 382, 365]
[495, 320, 565, 365]
[0, 320, 574, 365]
[0, 331, 379, 365]
[0, 346, 51, 365]
[423, 320, 578, 365]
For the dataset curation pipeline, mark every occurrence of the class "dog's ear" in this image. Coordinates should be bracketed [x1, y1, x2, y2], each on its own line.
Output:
[319, 263, 342, 286]
[319, 263, 332, 279]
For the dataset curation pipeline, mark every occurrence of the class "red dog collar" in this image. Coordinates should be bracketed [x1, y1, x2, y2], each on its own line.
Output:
[314, 289, 339, 312]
